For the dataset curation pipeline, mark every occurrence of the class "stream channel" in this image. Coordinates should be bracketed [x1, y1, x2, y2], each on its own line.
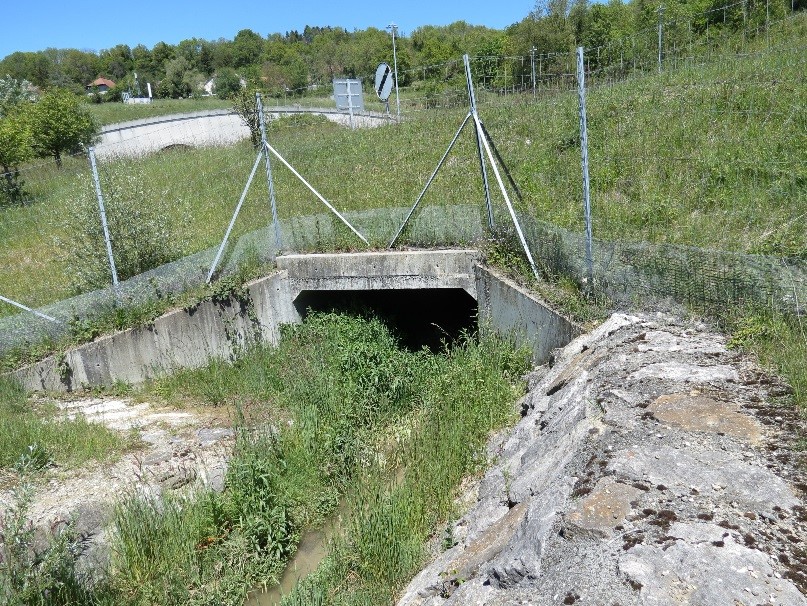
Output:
[245, 510, 342, 606]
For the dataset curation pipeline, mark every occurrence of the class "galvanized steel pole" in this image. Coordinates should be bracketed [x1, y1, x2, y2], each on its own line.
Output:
[389, 113, 473, 248]
[388, 23, 401, 121]
[256, 93, 282, 250]
[263, 141, 369, 246]
[207, 150, 264, 283]
[464, 54, 493, 230]
[0, 295, 58, 323]
[531, 47, 537, 99]
[472, 113, 539, 282]
[88, 147, 119, 287]
[576, 48, 594, 286]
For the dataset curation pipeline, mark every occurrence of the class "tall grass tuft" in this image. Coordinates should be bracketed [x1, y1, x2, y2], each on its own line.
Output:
[0, 376, 126, 470]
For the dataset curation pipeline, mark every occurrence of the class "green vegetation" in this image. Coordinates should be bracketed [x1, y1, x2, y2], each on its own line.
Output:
[1, 13, 804, 416]
[2, 15, 803, 312]
[0, 375, 127, 470]
[0, 312, 528, 605]
[87, 97, 232, 126]
[0, 472, 95, 606]
[0, 81, 99, 205]
[0, 4, 804, 605]
[727, 310, 807, 414]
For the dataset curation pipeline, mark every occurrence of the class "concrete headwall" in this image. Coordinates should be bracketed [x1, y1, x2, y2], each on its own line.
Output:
[476, 266, 581, 363]
[277, 250, 482, 299]
[11, 252, 578, 392]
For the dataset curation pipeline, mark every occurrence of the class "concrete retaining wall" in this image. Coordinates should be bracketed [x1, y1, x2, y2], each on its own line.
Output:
[476, 266, 581, 363]
[11, 252, 578, 392]
[95, 108, 392, 159]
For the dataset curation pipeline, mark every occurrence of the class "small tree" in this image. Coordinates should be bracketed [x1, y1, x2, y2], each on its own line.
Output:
[231, 87, 261, 146]
[0, 109, 33, 205]
[0, 77, 36, 204]
[29, 89, 98, 167]
[214, 67, 242, 99]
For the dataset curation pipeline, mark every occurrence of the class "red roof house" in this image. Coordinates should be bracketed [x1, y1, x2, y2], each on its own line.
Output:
[87, 77, 116, 92]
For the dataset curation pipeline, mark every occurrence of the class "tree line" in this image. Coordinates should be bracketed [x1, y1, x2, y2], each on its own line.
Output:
[1, 0, 798, 100]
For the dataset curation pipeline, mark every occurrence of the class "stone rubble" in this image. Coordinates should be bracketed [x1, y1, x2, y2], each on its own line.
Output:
[397, 313, 806, 606]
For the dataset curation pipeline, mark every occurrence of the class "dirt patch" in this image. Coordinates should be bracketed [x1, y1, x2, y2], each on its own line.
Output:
[0, 397, 234, 563]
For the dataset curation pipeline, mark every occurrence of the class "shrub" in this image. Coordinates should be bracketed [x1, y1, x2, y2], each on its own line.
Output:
[213, 68, 242, 100]
[58, 166, 191, 291]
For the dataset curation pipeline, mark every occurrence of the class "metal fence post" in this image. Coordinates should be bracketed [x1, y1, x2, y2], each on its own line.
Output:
[464, 54, 494, 230]
[388, 23, 401, 121]
[576, 48, 594, 286]
[256, 93, 282, 250]
[531, 47, 537, 99]
[88, 147, 119, 287]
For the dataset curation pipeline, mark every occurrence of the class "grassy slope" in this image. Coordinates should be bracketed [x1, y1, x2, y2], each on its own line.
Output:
[2, 15, 803, 316]
[87, 97, 232, 126]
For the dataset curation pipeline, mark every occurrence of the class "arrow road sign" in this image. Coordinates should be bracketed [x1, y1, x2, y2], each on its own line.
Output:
[375, 63, 393, 101]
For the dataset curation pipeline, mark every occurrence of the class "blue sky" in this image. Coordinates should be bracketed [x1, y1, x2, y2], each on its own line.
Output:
[1, 1, 536, 59]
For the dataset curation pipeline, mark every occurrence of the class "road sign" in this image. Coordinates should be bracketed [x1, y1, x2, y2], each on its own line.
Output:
[375, 63, 393, 101]
[333, 79, 364, 112]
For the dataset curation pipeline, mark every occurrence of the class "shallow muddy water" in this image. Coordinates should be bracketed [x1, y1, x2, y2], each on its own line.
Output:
[245, 508, 344, 606]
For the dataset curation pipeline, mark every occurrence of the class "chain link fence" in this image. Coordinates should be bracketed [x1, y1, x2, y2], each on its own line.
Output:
[1, 4, 804, 363]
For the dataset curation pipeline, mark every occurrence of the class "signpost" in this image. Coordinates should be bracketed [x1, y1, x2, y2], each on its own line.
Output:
[375, 62, 394, 115]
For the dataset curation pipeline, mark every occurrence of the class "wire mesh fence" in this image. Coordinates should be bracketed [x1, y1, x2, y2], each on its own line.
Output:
[0, 4, 804, 362]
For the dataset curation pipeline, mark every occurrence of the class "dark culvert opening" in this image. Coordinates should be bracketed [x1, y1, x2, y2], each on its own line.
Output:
[293, 288, 478, 352]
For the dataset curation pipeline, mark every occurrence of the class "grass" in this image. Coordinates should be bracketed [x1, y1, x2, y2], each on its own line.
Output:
[47, 311, 527, 606]
[87, 97, 233, 126]
[0, 375, 129, 471]
[726, 308, 807, 412]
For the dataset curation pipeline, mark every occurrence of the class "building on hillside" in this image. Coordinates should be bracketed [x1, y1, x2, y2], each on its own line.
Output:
[86, 77, 116, 93]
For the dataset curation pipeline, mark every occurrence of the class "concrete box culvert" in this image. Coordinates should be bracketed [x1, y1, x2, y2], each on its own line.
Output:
[10, 250, 580, 392]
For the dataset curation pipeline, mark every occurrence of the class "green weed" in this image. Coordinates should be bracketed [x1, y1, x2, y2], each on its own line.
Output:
[0, 376, 127, 470]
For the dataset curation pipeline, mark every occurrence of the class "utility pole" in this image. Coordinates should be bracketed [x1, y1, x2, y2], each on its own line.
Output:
[387, 23, 401, 121]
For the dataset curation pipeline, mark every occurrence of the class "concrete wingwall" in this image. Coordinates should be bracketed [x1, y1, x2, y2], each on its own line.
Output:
[475, 266, 582, 363]
[12, 272, 300, 392]
[11, 254, 580, 392]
